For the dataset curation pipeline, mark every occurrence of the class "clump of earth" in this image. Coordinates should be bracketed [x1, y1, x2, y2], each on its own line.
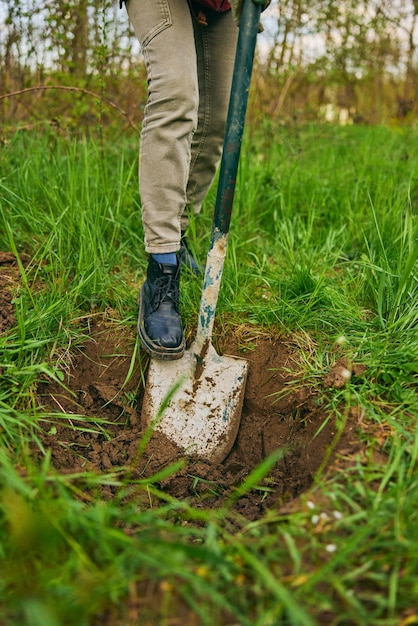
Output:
[1, 252, 363, 518]
[0, 251, 30, 332]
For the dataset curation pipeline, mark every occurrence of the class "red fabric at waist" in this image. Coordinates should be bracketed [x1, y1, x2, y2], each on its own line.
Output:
[194, 0, 231, 12]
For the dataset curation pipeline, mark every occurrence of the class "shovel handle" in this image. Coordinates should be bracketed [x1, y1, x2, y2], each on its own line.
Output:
[194, 0, 262, 357]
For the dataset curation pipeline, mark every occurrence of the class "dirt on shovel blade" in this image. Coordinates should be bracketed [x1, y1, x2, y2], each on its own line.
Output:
[141, 343, 248, 464]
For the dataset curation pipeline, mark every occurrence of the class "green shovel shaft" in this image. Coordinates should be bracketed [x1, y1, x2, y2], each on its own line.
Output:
[213, 0, 263, 235]
[194, 0, 262, 357]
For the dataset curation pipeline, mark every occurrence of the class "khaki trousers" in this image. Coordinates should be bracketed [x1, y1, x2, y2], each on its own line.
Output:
[126, 0, 238, 253]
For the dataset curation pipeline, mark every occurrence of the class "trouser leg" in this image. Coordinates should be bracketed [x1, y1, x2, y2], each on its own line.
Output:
[127, 0, 199, 254]
[127, 0, 238, 248]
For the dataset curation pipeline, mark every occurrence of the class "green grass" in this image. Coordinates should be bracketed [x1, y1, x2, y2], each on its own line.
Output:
[0, 122, 417, 625]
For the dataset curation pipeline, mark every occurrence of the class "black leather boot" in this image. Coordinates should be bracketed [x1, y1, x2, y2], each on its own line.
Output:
[177, 233, 203, 276]
[138, 256, 185, 360]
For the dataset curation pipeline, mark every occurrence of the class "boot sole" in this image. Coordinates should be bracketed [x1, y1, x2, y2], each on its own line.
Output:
[137, 287, 185, 361]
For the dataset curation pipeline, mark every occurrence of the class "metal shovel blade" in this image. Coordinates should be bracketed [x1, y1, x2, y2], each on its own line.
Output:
[141, 343, 248, 463]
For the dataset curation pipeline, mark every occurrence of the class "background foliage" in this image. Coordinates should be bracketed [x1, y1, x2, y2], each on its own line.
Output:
[0, 0, 417, 130]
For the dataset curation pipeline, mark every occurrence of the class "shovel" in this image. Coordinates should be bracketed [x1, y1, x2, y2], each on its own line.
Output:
[141, 0, 263, 464]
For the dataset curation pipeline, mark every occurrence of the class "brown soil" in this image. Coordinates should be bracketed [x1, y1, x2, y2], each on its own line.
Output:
[1, 250, 364, 517]
[0, 251, 30, 332]
[35, 322, 362, 518]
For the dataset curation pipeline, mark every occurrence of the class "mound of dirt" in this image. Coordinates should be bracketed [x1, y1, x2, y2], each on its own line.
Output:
[35, 322, 361, 519]
[0, 251, 30, 333]
[0, 250, 363, 518]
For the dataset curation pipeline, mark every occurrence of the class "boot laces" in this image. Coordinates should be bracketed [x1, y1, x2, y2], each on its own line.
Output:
[151, 274, 179, 312]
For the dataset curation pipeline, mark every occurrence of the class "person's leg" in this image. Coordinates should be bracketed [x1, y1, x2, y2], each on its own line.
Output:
[182, 10, 238, 231]
[127, 0, 199, 358]
[127, 0, 198, 254]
